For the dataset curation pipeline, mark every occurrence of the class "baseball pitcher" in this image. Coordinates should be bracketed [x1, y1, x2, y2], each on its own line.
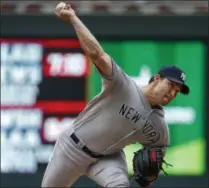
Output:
[41, 2, 190, 187]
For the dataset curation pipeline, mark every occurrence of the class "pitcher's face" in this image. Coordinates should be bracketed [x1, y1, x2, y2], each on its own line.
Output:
[152, 76, 182, 106]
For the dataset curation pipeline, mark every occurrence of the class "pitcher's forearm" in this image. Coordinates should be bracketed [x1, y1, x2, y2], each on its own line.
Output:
[70, 15, 104, 61]
[54, 2, 113, 77]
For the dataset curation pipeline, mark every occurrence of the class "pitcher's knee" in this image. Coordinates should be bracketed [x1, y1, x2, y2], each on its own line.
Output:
[105, 170, 130, 187]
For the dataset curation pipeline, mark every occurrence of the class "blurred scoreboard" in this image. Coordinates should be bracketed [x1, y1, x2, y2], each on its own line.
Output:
[0, 39, 89, 173]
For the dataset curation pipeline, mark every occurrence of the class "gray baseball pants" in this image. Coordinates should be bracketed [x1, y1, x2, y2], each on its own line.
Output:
[41, 133, 130, 187]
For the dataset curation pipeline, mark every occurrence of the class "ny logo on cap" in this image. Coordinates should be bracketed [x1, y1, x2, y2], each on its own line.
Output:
[180, 72, 186, 82]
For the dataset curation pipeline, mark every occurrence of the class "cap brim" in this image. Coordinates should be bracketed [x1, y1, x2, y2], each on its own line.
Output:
[181, 84, 190, 95]
[166, 77, 190, 95]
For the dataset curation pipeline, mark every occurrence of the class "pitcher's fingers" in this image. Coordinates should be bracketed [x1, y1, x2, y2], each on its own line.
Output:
[65, 4, 71, 9]
[60, 9, 71, 16]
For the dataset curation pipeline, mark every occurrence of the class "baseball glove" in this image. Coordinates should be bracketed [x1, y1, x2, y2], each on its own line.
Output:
[132, 147, 172, 187]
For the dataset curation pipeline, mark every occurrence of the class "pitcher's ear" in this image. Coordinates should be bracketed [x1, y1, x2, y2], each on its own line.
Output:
[154, 74, 161, 81]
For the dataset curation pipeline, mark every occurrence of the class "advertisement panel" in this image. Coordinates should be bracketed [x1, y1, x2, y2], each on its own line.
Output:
[89, 40, 206, 175]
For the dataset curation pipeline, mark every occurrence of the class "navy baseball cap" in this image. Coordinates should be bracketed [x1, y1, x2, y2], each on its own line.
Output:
[158, 66, 190, 95]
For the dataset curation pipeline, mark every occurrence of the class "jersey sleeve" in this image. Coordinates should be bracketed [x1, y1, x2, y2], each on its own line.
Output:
[97, 58, 131, 91]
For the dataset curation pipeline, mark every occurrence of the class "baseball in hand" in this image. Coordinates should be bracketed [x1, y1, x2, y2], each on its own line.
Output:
[54, 2, 75, 22]
[55, 2, 66, 12]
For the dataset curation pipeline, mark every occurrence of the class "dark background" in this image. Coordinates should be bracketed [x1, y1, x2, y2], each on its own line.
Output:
[1, 2, 208, 187]
[1, 15, 208, 38]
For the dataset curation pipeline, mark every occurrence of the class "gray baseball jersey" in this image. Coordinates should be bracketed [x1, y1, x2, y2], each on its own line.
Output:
[66, 60, 169, 155]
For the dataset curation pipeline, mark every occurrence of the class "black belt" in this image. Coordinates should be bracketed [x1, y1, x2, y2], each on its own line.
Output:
[70, 133, 104, 159]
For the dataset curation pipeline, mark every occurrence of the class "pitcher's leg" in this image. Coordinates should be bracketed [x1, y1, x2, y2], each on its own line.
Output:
[41, 141, 80, 187]
[87, 151, 130, 187]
